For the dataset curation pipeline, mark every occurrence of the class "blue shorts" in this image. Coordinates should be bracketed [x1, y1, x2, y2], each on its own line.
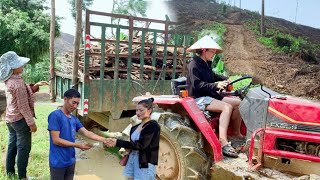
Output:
[123, 151, 156, 180]
[195, 96, 214, 111]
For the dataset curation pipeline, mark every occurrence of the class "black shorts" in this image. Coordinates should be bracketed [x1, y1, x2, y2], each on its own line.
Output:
[50, 163, 75, 180]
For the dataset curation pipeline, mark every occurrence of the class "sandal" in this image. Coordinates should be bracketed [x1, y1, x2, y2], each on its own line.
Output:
[229, 136, 247, 149]
[222, 143, 239, 158]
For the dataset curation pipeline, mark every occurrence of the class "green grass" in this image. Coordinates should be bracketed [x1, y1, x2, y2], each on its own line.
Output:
[39, 85, 49, 93]
[0, 104, 56, 180]
[229, 75, 252, 90]
[244, 20, 318, 54]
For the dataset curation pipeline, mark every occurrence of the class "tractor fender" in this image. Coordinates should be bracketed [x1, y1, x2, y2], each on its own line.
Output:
[180, 97, 223, 162]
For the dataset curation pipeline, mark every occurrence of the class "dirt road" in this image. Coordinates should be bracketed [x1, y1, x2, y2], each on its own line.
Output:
[74, 137, 124, 180]
[223, 24, 320, 100]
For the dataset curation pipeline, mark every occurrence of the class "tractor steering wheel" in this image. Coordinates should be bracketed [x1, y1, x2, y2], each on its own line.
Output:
[218, 76, 253, 98]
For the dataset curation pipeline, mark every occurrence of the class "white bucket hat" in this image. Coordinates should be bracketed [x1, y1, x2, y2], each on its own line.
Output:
[187, 35, 223, 54]
[0, 51, 30, 81]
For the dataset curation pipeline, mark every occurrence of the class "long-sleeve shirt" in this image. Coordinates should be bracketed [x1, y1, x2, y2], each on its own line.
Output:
[4, 75, 35, 126]
[187, 55, 228, 100]
[116, 120, 160, 168]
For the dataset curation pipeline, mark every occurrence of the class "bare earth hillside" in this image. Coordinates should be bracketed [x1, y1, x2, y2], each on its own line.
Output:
[168, 0, 320, 100]
[223, 24, 320, 100]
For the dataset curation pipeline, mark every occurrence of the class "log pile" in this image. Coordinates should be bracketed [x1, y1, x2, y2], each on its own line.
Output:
[56, 41, 189, 80]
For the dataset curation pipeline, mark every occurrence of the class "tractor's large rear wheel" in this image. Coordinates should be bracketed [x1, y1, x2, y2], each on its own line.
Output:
[156, 112, 211, 180]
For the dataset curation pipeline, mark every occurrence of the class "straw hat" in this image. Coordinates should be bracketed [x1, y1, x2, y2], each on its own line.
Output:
[187, 35, 223, 54]
[0, 51, 30, 81]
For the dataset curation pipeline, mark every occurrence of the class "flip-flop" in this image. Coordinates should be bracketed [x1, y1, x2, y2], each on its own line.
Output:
[229, 136, 247, 149]
[222, 143, 239, 158]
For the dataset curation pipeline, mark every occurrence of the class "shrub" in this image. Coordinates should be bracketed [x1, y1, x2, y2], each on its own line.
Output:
[22, 54, 50, 83]
[245, 20, 311, 54]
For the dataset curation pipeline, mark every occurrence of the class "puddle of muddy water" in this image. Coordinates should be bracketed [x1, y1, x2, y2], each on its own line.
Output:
[75, 136, 125, 180]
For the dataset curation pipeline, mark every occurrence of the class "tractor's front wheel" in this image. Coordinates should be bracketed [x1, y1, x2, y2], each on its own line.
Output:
[156, 112, 211, 180]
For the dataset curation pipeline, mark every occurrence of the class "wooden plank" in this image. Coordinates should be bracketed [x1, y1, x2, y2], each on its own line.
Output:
[88, 67, 183, 73]
[88, 10, 177, 25]
[172, 35, 178, 79]
[182, 35, 191, 76]
[91, 39, 186, 48]
[125, 16, 134, 106]
[99, 26, 106, 111]
[112, 26, 121, 107]
[89, 53, 189, 60]
[140, 30, 146, 80]
[90, 22, 164, 34]
[151, 31, 157, 81]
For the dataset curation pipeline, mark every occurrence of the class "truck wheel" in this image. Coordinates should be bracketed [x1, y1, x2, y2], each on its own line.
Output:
[156, 112, 211, 180]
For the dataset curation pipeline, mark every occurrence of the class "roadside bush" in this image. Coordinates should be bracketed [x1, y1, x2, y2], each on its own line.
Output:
[22, 54, 50, 83]
[245, 20, 310, 54]
[197, 22, 227, 47]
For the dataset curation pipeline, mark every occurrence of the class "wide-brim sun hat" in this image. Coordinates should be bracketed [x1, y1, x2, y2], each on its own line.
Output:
[187, 35, 223, 54]
[0, 51, 30, 81]
[0, 63, 13, 81]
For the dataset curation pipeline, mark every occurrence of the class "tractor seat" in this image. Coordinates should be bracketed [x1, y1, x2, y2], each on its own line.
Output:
[171, 77, 220, 124]
[171, 77, 187, 95]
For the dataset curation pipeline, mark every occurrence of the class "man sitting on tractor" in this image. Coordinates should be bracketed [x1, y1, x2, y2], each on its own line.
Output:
[186, 35, 244, 158]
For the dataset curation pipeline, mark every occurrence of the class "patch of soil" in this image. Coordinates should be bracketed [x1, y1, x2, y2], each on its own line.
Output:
[223, 24, 320, 100]
[75, 135, 124, 180]
[34, 92, 51, 102]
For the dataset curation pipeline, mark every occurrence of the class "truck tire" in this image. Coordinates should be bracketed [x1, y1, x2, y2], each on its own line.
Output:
[156, 112, 211, 180]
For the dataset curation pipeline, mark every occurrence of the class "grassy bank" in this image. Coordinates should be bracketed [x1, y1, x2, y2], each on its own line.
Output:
[0, 87, 56, 179]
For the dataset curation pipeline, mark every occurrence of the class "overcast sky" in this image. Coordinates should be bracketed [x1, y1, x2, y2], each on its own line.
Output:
[52, 0, 320, 35]
[237, 0, 320, 29]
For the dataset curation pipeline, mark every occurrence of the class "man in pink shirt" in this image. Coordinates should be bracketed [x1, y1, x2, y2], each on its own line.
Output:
[0, 51, 47, 180]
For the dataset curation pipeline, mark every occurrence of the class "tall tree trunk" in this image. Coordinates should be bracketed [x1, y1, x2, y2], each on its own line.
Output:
[295, 0, 299, 24]
[50, 0, 56, 102]
[111, 0, 116, 38]
[261, 0, 265, 36]
[239, 0, 242, 14]
[72, 0, 82, 88]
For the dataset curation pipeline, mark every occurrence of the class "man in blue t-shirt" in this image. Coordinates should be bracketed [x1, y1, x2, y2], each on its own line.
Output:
[48, 88, 107, 180]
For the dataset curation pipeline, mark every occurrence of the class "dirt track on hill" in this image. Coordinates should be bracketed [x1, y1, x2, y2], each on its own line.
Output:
[223, 24, 320, 100]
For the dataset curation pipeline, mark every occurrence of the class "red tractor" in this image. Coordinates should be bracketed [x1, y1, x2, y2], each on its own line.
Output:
[132, 76, 320, 179]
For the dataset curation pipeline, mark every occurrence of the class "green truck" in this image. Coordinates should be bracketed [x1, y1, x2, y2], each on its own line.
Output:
[54, 10, 191, 132]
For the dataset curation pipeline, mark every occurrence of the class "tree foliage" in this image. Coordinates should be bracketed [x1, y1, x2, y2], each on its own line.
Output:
[0, 0, 60, 64]
[112, 0, 147, 17]
[68, 0, 93, 20]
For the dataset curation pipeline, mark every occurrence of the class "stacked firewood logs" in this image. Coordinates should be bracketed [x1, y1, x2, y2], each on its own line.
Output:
[56, 41, 189, 80]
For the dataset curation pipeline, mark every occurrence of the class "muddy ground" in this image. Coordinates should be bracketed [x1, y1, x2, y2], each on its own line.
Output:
[75, 136, 124, 180]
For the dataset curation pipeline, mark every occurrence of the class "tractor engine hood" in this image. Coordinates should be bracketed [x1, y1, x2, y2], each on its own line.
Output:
[268, 94, 320, 129]
[240, 86, 320, 136]
[239, 86, 279, 137]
